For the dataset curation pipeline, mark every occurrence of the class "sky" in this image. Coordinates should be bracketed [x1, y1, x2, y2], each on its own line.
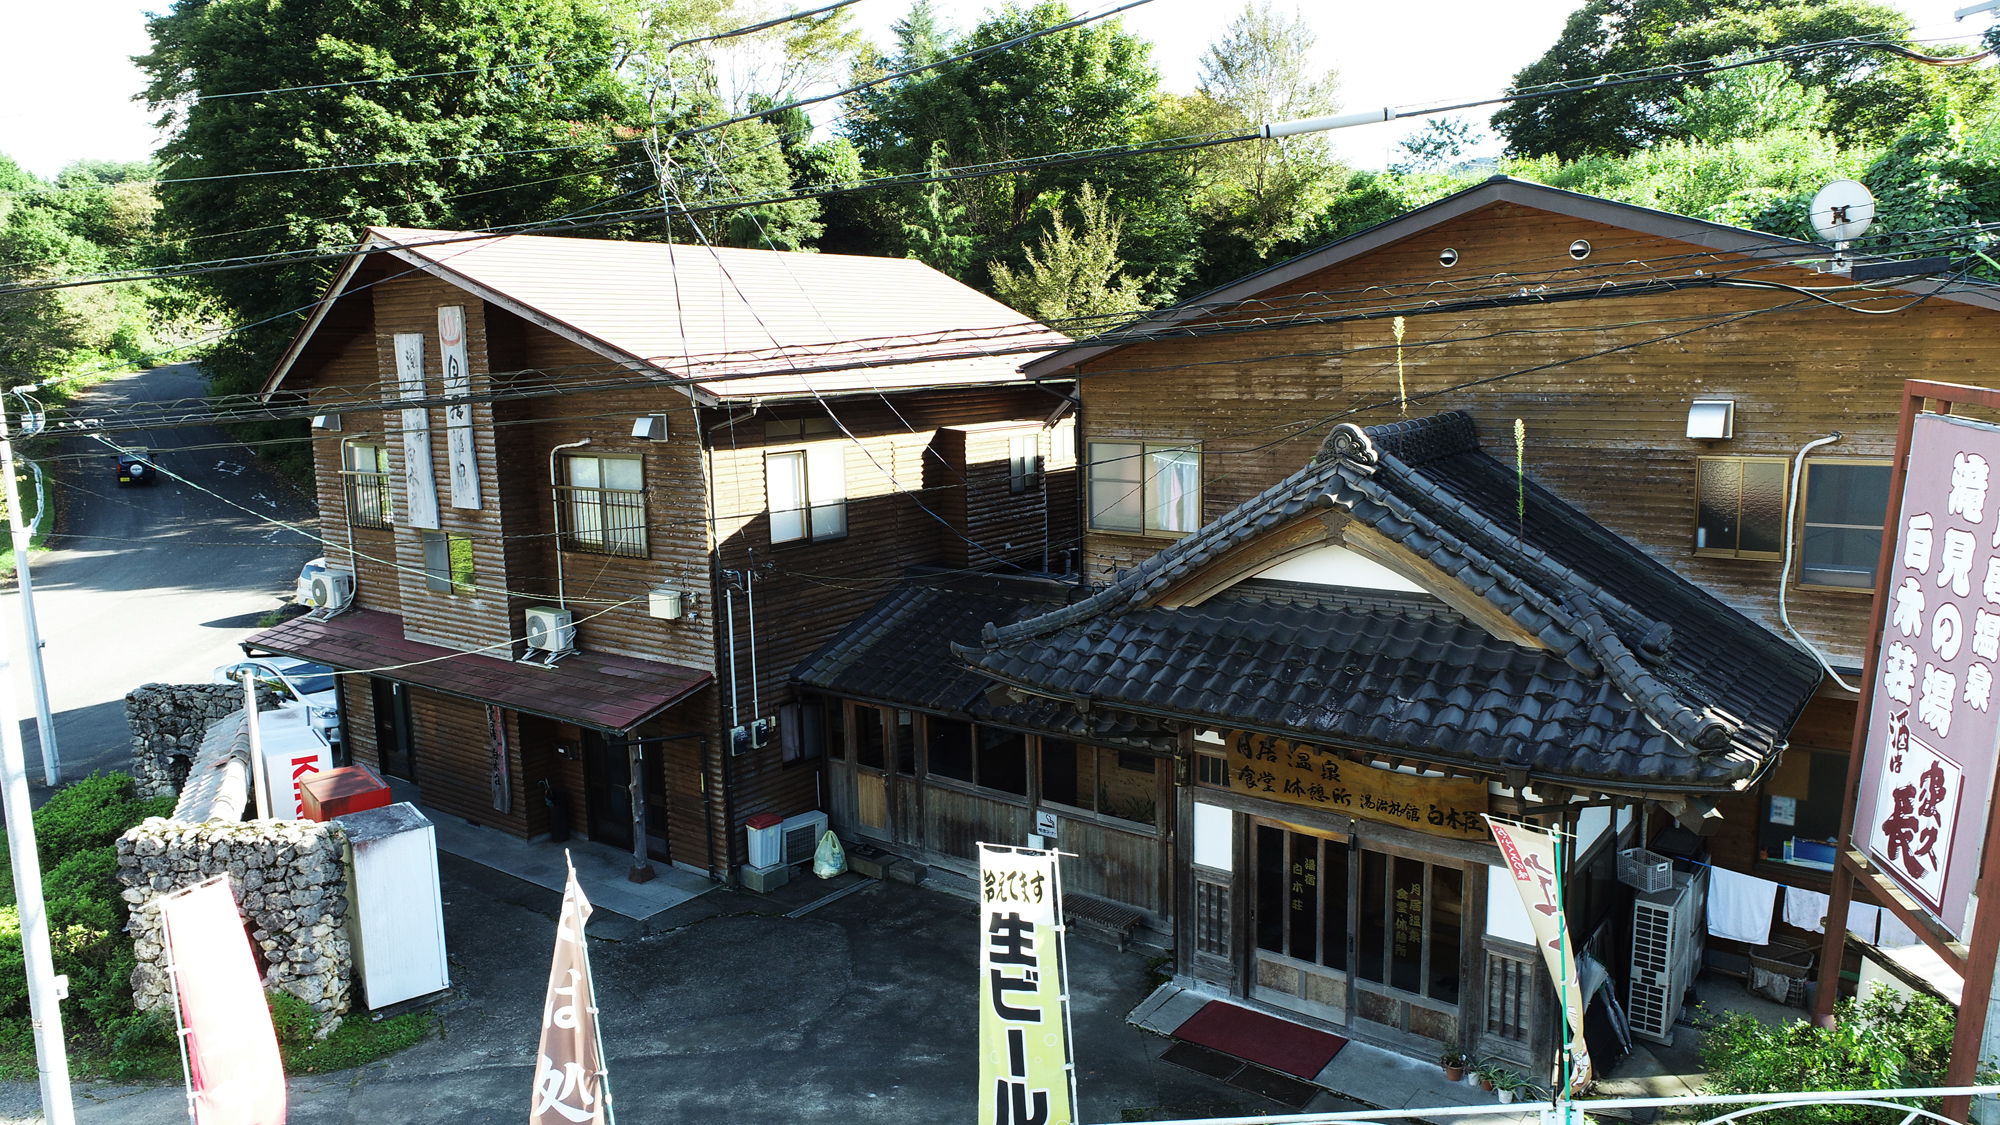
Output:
[0, 0, 1991, 182]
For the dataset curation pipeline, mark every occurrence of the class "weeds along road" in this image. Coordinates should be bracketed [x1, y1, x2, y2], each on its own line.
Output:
[1, 363, 320, 800]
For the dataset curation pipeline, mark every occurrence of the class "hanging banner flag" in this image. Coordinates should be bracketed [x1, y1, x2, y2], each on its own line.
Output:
[532, 856, 609, 1125]
[1852, 413, 2000, 937]
[978, 843, 1077, 1125]
[391, 331, 441, 530]
[162, 876, 286, 1125]
[437, 306, 483, 511]
[1484, 815, 1592, 1085]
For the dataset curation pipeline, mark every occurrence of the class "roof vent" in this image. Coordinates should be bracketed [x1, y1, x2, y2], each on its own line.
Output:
[1686, 400, 1734, 440]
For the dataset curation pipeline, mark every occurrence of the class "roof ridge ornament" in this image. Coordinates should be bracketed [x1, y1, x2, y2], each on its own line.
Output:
[1320, 423, 1378, 466]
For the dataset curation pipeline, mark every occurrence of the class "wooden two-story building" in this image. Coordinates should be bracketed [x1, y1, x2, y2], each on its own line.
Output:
[794, 175, 2000, 1075]
[243, 226, 1075, 881]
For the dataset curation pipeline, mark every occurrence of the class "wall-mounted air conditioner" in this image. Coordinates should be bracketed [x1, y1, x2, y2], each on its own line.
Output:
[781, 811, 829, 866]
[307, 570, 355, 611]
[524, 605, 575, 653]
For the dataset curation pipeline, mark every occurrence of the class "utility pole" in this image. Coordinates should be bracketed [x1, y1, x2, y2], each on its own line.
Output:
[0, 391, 59, 786]
[0, 400, 74, 1125]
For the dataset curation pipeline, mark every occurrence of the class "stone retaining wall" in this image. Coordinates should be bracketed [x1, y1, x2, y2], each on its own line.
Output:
[126, 683, 277, 798]
[117, 817, 352, 1020]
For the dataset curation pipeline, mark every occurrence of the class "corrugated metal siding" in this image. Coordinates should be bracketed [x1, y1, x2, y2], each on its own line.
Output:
[1076, 204, 1998, 667]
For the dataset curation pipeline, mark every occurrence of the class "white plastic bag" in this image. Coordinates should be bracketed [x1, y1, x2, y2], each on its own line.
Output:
[812, 829, 847, 879]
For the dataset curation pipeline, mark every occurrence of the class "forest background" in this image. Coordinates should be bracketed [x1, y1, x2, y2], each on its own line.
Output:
[6, 0, 2000, 476]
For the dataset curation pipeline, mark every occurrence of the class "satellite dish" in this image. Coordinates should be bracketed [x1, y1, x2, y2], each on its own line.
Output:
[1809, 180, 1877, 242]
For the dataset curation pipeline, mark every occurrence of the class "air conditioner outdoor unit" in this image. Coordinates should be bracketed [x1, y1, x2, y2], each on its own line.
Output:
[307, 570, 355, 611]
[523, 605, 575, 653]
[781, 811, 829, 866]
[1627, 866, 1709, 1044]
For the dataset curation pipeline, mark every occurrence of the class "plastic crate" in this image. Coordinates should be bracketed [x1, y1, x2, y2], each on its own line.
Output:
[1618, 847, 1675, 892]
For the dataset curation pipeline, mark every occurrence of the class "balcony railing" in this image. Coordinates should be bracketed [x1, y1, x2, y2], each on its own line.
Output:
[342, 471, 392, 530]
[556, 484, 648, 558]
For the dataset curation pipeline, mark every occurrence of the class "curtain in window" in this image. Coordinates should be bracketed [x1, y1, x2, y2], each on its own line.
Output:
[1149, 448, 1200, 533]
[566, 456, 605, 544]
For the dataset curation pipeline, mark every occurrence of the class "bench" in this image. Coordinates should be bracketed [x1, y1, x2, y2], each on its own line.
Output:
[1064, 892, 1145, 952]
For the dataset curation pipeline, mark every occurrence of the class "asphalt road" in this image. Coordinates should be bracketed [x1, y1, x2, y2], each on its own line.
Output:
[2, 363, 320, 793]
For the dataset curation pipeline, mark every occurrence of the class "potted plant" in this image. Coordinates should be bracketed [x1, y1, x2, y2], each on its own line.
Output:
[1439, 1048, 1468, 1083]
[1474, 1062, 1499, 1093]
[1493, 1070, 1521, 1104]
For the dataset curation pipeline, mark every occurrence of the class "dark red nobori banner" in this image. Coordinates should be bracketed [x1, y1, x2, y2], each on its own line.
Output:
[1853, 412, 2000, 937]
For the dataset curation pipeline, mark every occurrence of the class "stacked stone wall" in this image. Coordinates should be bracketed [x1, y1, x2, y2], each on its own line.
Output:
[117, 818, 351, 1020]
[126, 683, 277, 798]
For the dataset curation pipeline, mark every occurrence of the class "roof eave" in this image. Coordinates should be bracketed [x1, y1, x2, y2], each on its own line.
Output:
[258, 243, 376, 400]
[1018, 175, 2000, 378]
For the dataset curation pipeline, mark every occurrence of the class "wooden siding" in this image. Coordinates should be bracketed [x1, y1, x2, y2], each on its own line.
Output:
[1073, 201, 2000, 667]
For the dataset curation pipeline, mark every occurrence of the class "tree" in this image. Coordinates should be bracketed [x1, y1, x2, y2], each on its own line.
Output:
[1491, 0, 1992, 159]
[989, 182, 1147, 327]
[1391, 118, 1482, 174]
[844, 1, 1195, 296]
[1666, 58, 1829, 143]
[138, 0, 645, 471]
[902, 142, 977, 276]
[0, 155, 162, 380]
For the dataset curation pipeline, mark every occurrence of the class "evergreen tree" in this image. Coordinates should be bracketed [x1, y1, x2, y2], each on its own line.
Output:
[989, 182, 1147, 327]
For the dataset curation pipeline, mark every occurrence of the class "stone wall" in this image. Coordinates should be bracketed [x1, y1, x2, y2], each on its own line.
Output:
[118, 818, 352, 1020]
[126, 683, 277, 798]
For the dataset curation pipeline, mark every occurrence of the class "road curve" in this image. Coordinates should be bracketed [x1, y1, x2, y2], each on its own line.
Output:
[1, 362, 321, 796]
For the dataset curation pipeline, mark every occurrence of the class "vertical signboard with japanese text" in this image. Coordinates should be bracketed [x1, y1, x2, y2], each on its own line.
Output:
[1854, 413, 2000, 937]
[391, 332, 441, 530]
[1485, 815, 1591, 1083]
[978, 844, 1075, 1125]
[436, 306, 482, 511]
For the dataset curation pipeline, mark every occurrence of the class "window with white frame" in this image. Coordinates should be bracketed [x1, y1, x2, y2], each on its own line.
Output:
[342, 443, 392, 529]
[1088, 441, 1202, 535]
[1009, 432, 1043, 493]
[558, 454, 647, 558]
[767, 443, 847, 544]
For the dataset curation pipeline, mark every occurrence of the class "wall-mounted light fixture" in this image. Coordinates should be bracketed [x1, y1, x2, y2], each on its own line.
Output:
[632, 415, 669, 441]
[1686, 399, 1735, 440]
[310, 414, 342, 431]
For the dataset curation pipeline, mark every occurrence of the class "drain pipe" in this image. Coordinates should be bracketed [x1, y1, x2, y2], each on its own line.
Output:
[746, 553, 760, 721]
[1780, 432, 1862, 694]
[725, 580, 740, 729]
[548, 438, 591, 610]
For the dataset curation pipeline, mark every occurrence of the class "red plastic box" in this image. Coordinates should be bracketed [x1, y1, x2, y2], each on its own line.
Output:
[300, 765, 391, 823]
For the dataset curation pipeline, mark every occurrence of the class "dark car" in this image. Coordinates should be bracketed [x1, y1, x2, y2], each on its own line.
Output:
[116, 448, 156, 487]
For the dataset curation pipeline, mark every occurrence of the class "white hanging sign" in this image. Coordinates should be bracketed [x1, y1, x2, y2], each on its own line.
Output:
[437, 306, 482, 510]
[392, 332, 440, 530]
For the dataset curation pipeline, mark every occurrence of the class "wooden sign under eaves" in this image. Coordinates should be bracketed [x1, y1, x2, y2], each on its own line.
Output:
[1221, 732, 1490, 839]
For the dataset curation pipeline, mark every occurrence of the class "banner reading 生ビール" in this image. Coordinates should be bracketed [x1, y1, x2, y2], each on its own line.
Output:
[978, 844, 1075, 1125]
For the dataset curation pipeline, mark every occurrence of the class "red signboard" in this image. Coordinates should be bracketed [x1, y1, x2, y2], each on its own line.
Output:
[162, 878, 286, 1125]
[1853, 412, 2000, 937]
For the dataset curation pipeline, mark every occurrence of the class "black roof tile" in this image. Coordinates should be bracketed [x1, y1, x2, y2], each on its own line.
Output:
[957, 412, 1823, 792]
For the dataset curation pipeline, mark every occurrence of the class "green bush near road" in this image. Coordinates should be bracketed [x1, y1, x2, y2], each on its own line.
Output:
[1699, 986, 1973, 1124]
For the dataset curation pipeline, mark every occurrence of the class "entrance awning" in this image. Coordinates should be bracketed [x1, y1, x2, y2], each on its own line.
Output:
[245, 609, 710, 733]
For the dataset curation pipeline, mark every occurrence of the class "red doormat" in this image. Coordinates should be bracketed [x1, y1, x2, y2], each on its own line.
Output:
[1172, 1001, 1347, 1080]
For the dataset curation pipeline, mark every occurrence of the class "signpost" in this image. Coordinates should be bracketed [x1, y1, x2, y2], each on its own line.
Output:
[1816, 381, 2000, 1123]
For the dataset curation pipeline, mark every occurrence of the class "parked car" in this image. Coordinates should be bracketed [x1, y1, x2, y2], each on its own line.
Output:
[214, 656, 341, 748]
[116, 448, 156, 487]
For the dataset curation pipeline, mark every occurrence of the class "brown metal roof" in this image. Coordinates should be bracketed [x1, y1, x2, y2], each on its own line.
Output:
[246, 609, 711, 733]
[264, 227, 1070, 402]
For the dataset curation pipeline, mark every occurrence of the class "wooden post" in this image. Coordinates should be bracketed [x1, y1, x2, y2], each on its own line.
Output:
[1808, 381, 2000, 1123]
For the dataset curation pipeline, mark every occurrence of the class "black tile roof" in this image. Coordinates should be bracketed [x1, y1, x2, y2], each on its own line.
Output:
[954, 412, 1824, 791]
[790, 570, 1181, 753]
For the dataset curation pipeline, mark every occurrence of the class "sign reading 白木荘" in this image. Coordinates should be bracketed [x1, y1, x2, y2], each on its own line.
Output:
[1854, 412, 2000, 937]
[1223, 732, 1489, 837]
[977, 844, 1075, 1125]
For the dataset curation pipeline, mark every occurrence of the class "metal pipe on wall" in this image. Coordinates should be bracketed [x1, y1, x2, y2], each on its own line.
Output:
[548, 438, 592, 611]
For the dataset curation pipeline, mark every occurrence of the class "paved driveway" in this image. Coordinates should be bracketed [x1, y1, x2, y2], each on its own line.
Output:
[1, 857, 1347, 1124]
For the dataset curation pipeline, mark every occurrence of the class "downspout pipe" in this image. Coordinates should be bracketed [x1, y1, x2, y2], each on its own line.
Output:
[1781, 433, 1863, 694]
[549, 438, 591, 611]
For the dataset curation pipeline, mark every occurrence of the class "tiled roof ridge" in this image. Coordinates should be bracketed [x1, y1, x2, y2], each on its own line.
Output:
[1353, 411, 1480, 467]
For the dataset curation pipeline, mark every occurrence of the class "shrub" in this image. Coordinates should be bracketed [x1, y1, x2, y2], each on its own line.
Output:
[1700, 986, 1971, 1125]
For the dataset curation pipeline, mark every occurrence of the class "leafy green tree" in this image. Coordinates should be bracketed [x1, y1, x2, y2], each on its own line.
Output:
[989, 182, 1147, 327]
[1391, 118, 1482, 174]
[902, 142, 978, 276]
[138, 0, 645, 472]
[845, 1, 1196, 296]
[0, 156, 161, 380]
[1491, 0, 1991, 159]
[1667, 57, 1830, 143]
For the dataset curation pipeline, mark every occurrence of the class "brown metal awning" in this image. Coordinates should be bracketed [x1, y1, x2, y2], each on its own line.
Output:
[246, 609, 710, 733]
